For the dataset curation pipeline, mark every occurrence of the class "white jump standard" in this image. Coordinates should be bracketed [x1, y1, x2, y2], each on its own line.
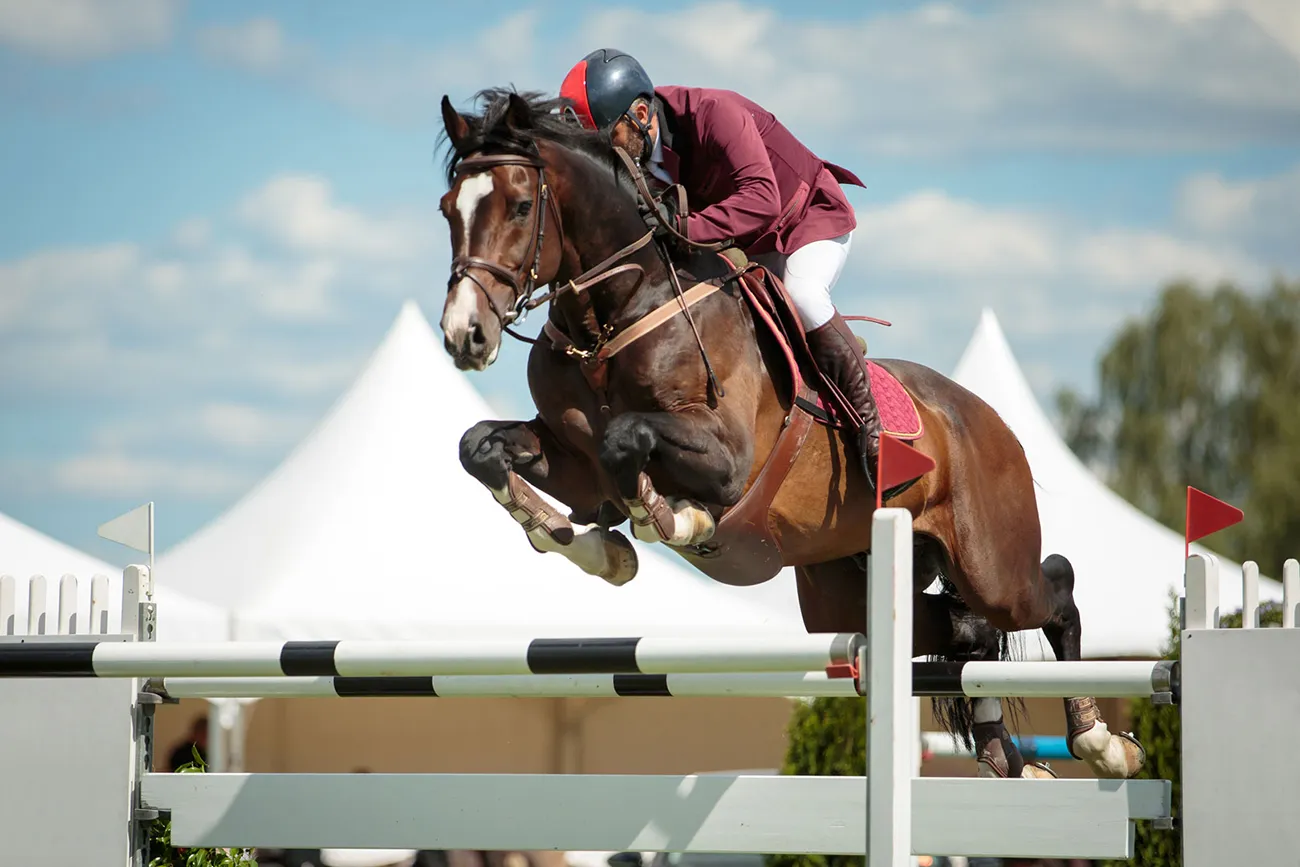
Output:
[1, 508, 1297, 867]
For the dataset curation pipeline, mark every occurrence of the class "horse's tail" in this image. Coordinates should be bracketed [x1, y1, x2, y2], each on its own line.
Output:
[926, 583, 1028, 752]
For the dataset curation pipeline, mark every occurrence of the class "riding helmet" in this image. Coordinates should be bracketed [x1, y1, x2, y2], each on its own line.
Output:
[559, 49, 655, 130]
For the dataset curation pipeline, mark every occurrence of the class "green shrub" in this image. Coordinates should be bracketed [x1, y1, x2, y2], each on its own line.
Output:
[148, 746, 258, 867]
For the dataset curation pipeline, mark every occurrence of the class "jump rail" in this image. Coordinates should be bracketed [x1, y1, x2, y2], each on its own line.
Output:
[1, 508, 1297, 867]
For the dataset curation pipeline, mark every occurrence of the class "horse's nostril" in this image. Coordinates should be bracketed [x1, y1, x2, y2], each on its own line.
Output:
[470, 324, 486, 347]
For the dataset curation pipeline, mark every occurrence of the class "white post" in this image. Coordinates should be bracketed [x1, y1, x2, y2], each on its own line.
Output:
[1283, 559, 1298, 629]
[1, 575, 14, 635]
[1241, 561, 1259, 628]
[58, 574, 77, 635]
[207, 706, 227, 773]
[1184, 554, 1219, 631]
[868, 508, 913, 867]
[90, 574, 110, 634]
[122, 566, 150, 641]
[27, 575, 46, 635]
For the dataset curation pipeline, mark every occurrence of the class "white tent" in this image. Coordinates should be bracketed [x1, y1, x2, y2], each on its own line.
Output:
[952, 309, 1282, 659]
[0, 510, 228, 642]
[155, 301, 807, 641]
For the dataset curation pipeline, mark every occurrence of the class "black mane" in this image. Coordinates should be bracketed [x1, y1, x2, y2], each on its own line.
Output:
[439, 87, 622, 187]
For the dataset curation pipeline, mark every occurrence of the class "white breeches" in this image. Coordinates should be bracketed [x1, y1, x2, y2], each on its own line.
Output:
[753, 231, 853, 329]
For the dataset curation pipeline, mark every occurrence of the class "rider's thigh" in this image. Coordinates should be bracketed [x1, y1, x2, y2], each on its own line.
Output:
[781, 231, 853, 328]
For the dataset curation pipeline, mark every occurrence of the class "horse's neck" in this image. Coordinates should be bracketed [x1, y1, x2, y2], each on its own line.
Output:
[548, 161, 672, 342]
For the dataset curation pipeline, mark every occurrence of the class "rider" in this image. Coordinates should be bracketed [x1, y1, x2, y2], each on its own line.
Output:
[559, 48, 884, 492]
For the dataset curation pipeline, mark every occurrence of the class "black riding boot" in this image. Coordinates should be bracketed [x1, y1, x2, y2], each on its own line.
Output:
[806, 312, 882, 493]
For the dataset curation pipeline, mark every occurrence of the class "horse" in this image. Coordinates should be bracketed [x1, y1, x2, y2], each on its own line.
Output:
[432, 87, 1145, 782]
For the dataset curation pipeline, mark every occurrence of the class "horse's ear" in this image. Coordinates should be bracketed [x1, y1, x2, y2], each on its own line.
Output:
[441, 95, 470, 147]
[504, 92, 533, 131]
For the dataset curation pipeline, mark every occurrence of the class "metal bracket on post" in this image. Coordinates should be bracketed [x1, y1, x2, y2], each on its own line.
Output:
[1151, 659, 1180, 706]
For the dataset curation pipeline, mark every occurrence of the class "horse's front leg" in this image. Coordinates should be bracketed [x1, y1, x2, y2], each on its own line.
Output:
[460, 417, 639, 585]
[598, 407, 749, 547]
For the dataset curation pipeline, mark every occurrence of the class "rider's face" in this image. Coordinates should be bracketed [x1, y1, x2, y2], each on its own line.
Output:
[610, 102, 657, 161]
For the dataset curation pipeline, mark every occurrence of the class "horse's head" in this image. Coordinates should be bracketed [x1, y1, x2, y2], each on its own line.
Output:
[437, 91, 547, 369]
[437, 88, 653, 371]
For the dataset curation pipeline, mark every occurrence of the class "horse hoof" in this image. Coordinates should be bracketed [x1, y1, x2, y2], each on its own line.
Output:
[1021, 762, 1057, 780]
[1070, 724, 1147, 779]
[599, 528, 638, 586]
[1117, 730, 1147, 777]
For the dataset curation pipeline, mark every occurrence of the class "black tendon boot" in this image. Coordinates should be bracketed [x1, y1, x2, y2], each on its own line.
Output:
[805, 312, 882, 493]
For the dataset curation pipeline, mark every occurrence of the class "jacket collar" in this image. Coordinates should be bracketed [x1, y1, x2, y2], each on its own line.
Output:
[650, 94, 681, 179]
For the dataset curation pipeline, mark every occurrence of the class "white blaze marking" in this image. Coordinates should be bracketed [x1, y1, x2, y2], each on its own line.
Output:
[445, 276, 481, 338]
[445, 173, 496, 340]
[456, 173, 494, 248]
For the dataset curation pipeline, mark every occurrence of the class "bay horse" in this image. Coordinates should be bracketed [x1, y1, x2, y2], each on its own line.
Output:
[434, 88, 1145, 782]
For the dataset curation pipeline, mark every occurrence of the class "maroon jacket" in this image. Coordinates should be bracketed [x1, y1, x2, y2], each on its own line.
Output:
[651, 85, 864, 256]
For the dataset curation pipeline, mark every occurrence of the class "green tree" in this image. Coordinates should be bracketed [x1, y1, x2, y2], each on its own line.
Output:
[1056, 277, 1300, 577]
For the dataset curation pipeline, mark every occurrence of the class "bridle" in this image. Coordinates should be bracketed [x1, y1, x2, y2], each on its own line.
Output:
[448, 151, 556, 343]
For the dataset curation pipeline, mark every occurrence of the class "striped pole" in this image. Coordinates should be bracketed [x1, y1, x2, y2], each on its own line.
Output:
[0, 633, 863, 679]
[151, 670, 863, 700]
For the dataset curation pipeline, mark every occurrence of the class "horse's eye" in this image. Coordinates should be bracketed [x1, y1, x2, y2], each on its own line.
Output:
[515, 200, 533, 219]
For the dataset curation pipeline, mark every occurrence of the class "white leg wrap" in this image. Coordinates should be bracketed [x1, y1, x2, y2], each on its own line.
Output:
[627, 496, 715, 547]
[972, 697, 1003, 724]
[490, 486, 639, 585]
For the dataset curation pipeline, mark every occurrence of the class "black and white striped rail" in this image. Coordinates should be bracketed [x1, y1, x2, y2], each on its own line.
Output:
[0, 633, 864, 679]
[145, 659, 1178, 700]
[151, 670, 863, 699]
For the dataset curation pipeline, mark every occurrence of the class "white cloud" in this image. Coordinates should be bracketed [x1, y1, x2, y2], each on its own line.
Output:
[0, 0, 177, 61]
[236, 175, 430, 261]
[853, 191, 1059, 279]
[195, 16, 291, 74]
[0, 172, 439, 406]
[837, 187, 1268, 369]
[89, 403, 314, 453]
[581, 0, 1300, 155]
[1176, 163, 1300, 260]
[50, 452, 255, 499]
[850, 189, 1260, 289]
[194, 11, 544, 126]
[1071, 229, 1261, 290]
[192, 1, 1300, 153]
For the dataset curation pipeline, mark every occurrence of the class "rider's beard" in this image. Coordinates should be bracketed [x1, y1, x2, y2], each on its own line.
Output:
[613, 121, 652, 167]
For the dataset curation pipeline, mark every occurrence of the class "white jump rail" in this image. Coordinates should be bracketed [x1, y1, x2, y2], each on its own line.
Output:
[2, 509, 1298, 866]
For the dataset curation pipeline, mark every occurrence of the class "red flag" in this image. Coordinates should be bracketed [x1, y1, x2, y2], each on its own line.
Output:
[1184, 486, 1244, 559]
[876, 434, 936, 508]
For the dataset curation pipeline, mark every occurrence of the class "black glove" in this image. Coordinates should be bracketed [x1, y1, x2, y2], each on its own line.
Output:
[645, 193, 694, 259]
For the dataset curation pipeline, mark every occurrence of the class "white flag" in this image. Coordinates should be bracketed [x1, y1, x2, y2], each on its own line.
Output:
[98, 502, 153, 555]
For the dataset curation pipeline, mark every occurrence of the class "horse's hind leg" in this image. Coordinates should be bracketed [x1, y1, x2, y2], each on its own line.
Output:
[1040, 554, 1147, 779]
[915, 587, 1056, 780]
[460, 417, 638, 585]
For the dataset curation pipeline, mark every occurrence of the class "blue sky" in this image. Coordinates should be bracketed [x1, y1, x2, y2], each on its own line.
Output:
[2, 0, 1299, 562]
